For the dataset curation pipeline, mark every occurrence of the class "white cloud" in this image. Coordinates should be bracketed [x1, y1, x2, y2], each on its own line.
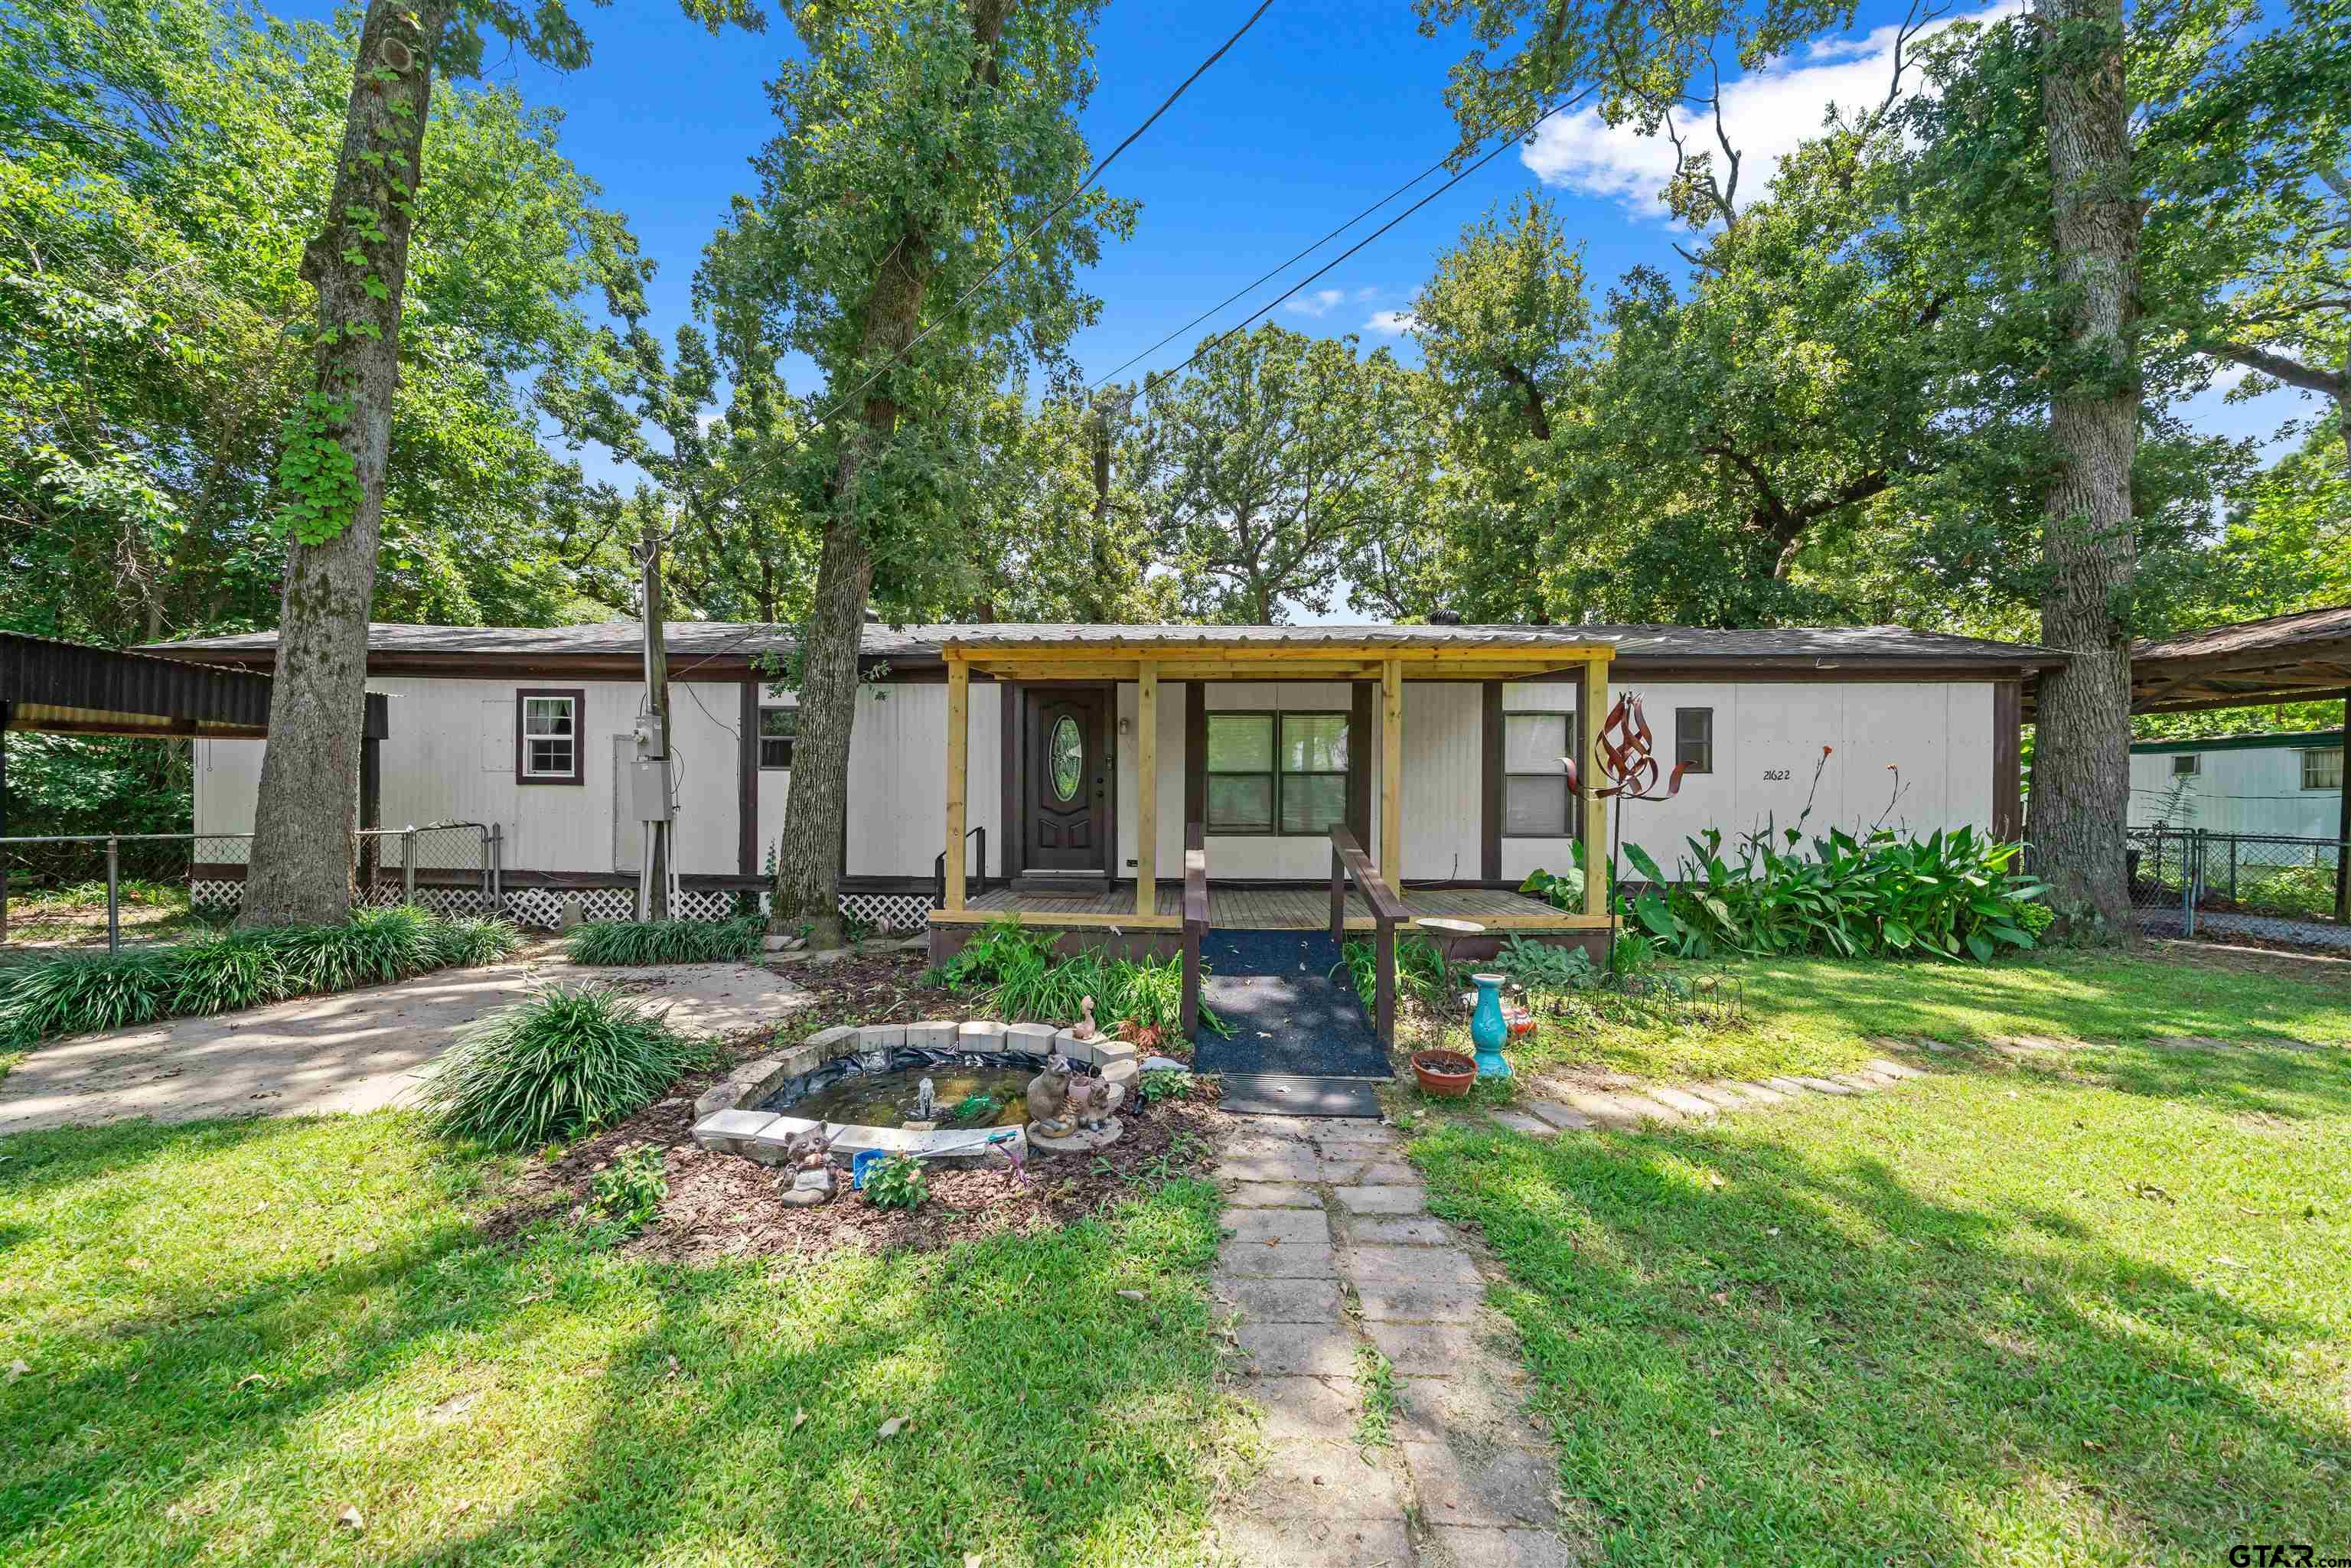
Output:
[1284, 285, 1380, 318]
[1364, 310, 1420, 335]
[1521, 1, 2018, 220]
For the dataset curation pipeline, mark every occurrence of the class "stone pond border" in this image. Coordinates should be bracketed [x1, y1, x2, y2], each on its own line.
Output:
[690, 1019, 1146, 1165]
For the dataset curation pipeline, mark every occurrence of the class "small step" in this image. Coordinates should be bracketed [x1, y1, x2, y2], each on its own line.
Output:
[1218, 1074, 1386, 1118]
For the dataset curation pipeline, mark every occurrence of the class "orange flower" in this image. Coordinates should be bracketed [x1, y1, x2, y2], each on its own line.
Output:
[1821, 745, 1834, 757]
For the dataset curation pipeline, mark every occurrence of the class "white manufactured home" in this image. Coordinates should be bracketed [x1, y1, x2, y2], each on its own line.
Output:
[154, 621, 2056, 954]
[2128, 729, 2345, 837]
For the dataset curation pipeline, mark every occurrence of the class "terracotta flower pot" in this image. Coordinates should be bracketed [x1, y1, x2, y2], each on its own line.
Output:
[1411, 1050, 1477, 1099]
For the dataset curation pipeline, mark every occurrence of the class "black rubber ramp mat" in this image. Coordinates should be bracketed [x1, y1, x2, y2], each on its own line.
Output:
[1217, 1074, 1385, 1118]
[1194, 967, 1393, 1081]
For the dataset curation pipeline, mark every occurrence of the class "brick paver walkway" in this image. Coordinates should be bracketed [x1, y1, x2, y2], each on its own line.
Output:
[1211, 1117, 1571, 1566]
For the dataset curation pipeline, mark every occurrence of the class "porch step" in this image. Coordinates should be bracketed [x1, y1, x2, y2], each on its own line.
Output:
[1217, 1074, 1384, 1119]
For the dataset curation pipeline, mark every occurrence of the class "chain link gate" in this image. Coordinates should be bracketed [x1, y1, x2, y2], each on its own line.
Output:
[2128, 826, 2348, 950]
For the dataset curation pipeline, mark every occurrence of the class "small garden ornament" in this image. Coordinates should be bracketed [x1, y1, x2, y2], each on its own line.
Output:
[1468, 972, 1511, 1078]
[778, 1126, 841, 1208]
[1071, 996, 1099, 1040]
[1025, 1054, 1075, 1137]
[1065, 1071, 1124, 1132]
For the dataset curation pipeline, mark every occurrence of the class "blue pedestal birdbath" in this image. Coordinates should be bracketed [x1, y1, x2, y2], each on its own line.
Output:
[1468, 972, 1511, 1078]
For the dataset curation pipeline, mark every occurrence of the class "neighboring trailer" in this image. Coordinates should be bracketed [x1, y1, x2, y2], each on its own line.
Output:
[2128, 729, 2346, 837]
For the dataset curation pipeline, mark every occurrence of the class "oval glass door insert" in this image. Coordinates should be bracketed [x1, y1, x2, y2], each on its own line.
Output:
[1049, 716, 1084, 803]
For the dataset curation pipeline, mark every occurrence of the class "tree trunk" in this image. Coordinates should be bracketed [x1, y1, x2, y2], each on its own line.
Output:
[240, 0, 448, 927]
[768, 243, 928, 946]
[2029, 0, 2138, 931]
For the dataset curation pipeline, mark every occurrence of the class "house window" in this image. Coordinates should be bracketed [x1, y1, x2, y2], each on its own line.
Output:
[2304, 747, 2343, 791]
[2171, 753, 2200, 777]
[516, 689, 583, 784]
[1503, 711, 1577, 836]
[759, 707, 796, 771]
[1676, 707, 1714, 774]
[1279, 712, 1350, 836]
[1204, 711, 1351, 836]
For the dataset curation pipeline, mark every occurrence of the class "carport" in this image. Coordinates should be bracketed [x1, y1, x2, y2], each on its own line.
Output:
[0, 631, 390, 937]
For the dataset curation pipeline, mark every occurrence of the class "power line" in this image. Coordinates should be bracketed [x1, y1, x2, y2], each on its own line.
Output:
[1095, 86, 1594, 407]
[806, 0, 1277, 436]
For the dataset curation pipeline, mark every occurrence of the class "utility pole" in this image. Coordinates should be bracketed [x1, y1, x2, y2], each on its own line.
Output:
[638, 517, 673, 920]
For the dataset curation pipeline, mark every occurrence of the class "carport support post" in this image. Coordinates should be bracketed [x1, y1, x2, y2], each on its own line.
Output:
[403, 825, 416, 906]
[944, 656, 968, 913]
[1136, 659, 1157, 918]
[106, 836, 119, 954]
[2337, 686, 2349, 923]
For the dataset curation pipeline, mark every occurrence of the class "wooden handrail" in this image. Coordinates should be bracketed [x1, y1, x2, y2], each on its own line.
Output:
[1180, 821, 1207, 1039]
[1328, 826, 1402, 1048]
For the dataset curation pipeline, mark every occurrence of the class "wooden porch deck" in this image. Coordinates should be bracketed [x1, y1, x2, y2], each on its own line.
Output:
[931, 882, 1608, 931]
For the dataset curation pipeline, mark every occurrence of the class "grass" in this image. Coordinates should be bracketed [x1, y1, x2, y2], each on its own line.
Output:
[0, 879, 206, 947]
[0, 1114, 1244, 1566]
[1409, 1041, 2351, 1566]
[1401, 945, 2351, 1085]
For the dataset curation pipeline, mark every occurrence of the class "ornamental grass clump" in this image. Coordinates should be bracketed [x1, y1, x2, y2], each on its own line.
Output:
[421, 984, 709, 1149]
[565, 915, 765, 966]
[0, 911, 520, 1046]
[0, 950, 178, 1044]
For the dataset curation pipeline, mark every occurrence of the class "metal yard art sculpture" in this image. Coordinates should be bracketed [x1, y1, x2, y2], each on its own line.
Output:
[1564, 693, 1691, 974]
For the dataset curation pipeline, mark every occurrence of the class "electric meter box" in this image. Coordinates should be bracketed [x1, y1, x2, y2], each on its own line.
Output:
[629, 757, 673, 822]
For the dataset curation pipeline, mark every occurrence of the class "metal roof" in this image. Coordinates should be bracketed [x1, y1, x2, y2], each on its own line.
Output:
[145, 620, 2066, 673]
[1, 630, 389, 738]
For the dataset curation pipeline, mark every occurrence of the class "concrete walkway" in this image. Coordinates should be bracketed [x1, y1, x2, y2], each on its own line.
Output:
[1211, 1117, 1573, 1567]
[0, 956, 810, 1136]
[1485, 1051, 1932, 1139]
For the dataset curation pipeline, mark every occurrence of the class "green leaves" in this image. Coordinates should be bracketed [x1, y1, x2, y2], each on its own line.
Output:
[270, 393, 364, 545]
[1617, 825, 2048, 965]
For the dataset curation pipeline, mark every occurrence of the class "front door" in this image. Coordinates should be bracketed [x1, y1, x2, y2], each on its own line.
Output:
[1023, 686, 1111, 875]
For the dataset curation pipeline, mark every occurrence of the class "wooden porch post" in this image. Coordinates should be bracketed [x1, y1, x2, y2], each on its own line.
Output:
[1582, 655, 1610, 918]
[1381, 657, 1404, 886]
[1136, 660, 1158, 918]
[945, 655, 968, 912]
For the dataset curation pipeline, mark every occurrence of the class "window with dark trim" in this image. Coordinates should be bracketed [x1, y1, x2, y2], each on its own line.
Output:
[1503, 710, 1577, 837]
[1204, 710, 1351, 835]
[758, 706, 796, 771]
[2303, 747, 2343, 791]
[1676, 707, 1714, 774]
[515, 689, 583, 784]
[2171, 752, 2201, 777]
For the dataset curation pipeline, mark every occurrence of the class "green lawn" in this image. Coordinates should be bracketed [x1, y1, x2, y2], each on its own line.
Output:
[1450, 946, 2351, 1084]
[0, 1116, 1242, 1566]
[1410, 1039, 2351, 1566]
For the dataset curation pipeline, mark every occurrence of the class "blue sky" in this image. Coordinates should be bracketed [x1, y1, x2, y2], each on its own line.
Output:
[285, 0, 2305, 582]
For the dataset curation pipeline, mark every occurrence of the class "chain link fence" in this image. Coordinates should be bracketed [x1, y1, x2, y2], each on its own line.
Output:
[2128, 826, 2349, 950]
[1, 823, 497, 953]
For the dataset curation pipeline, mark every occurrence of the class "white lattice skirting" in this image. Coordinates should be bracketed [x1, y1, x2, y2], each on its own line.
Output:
[188, 881, 931, 934]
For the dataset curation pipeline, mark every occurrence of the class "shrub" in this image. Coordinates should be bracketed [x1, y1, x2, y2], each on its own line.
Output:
[169, 931, 291, 1015]
[1134, 1067, 1197, 1105]
[566, 915, 765, 966]
[589, 1145, 669, 1234]
[427, 916, 523, 969]
[1491, 936, 1598, 993]
[1622, 824, 2046, 963]
[0, 950, 177, 1044]
[862, 1152, 929, 1211]
[419, 984, 709, 1149]
[0, 910, 520, 1047]
[1335, 931, 1452, 1016]
[268, 905, 440, 993]
[943, 920, 1222, 1035]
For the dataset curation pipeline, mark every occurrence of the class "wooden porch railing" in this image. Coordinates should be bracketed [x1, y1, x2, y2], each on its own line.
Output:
[1329, 826, 1407, 1048]
[1180, 821, 1207, 1039]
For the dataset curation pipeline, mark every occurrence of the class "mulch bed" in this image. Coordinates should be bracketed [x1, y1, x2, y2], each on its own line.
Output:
[479, 949, 1218, 1263]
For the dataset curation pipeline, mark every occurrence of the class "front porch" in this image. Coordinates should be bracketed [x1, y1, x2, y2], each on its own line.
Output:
[934, 881, 1601, 934]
